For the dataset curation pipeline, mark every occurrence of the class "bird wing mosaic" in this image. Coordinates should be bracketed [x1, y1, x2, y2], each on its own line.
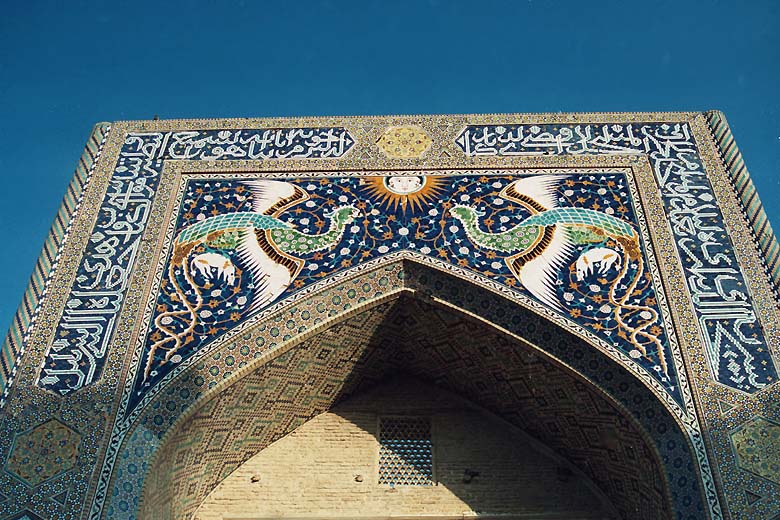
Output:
[450, 176, 665, 372]
[3, 113, 780, 520]
[145, 179, 358, 382]
[129, 171, 679, 411]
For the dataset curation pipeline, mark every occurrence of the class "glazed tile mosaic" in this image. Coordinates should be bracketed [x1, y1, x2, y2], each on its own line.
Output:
[0, 112, 778, 520]
[126, 171, 681, 412]
[138, 294, 685, 520]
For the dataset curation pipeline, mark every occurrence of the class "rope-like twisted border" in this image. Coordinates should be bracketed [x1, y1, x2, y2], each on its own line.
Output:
[705, 110, 780, 299]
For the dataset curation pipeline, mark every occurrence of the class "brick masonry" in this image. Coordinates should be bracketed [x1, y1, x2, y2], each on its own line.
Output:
[196, 377, 615, 520]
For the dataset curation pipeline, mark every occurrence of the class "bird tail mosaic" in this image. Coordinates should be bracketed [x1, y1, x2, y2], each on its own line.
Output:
[449, 175, 666, 376]
[0, 113, 778, 520]
[145, 179, 358, 383]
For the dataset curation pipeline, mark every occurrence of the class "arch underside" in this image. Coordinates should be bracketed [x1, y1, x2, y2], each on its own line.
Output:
[196, 375, 622, 519]
[137, 262, 706, 520]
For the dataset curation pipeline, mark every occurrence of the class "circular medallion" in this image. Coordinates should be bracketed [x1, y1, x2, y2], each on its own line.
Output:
[384, 175, 425, 195]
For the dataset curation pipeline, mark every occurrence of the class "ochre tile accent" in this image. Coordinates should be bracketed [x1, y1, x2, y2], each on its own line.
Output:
[6, 419, 81, 487]
[731, 417, 780, 485]
[377, 126, 433, 158]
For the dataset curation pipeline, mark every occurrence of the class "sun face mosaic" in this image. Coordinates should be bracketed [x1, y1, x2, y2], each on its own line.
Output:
[0, 112, 779, 520]
[129, 171, 680, 412]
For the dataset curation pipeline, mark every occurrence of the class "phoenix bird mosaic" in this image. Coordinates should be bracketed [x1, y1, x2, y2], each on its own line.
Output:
[132, 172, 677, 410]
[146, 180, 358, 381]
[449, 176, 665, 376]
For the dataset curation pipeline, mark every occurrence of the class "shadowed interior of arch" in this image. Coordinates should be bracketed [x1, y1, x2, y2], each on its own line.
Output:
[140, 291, 687, 520]
[196, 375, 621, 519]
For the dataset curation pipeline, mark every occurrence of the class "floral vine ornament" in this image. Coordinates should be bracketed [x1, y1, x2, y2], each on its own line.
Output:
[144, 180, 359, 381]
[450, 175, 667, 375]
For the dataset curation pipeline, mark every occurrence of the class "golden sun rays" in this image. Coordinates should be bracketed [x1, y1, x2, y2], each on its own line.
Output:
[362, 175, 446, 213]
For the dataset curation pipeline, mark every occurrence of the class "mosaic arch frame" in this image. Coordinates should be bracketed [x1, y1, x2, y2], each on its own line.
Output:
[0, 112, 778, 520]
[132, 264, 695, 520]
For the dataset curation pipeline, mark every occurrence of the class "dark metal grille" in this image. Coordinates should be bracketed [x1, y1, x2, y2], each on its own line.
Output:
[378, 416, 433, 486]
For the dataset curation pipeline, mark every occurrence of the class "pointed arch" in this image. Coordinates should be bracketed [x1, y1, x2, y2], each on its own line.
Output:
[118, 259, 708, 520]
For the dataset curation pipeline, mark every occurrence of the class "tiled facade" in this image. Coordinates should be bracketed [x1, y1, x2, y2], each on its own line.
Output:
[0, 112, 778, 519]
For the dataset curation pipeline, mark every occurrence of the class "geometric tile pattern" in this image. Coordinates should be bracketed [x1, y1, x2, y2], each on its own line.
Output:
[378, 416, 433, 486]
[126, 172, 679, 413]
[380, 297, 676, 520]
[5, 419, 80, 487]
[455, 123, 777, 394]
[397, 265, 706, 519]
[2, 112, 778, 520]
[376, 126, 433, 159]
[731, 417, 780, 484]
[139, 295, 676, 520]
[706, 111, 780, 293]
[0, 123, 109, 407]
[36, 127, 354, 396]
[8, 513, 45, 520]
[140, 299, 402, 519]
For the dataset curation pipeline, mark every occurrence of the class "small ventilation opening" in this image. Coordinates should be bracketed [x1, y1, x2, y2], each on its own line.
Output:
[378, 416, 433, 486]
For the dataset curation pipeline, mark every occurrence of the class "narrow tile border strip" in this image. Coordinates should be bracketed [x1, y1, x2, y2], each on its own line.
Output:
[0, 123, 111, 407]
[705, 110, 780, 299]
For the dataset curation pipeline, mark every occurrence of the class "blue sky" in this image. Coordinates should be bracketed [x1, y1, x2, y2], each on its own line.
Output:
[0, 0, 778, 336]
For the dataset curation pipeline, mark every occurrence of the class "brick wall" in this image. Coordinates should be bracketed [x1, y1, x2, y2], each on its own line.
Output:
[195, 377, 616, 520]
